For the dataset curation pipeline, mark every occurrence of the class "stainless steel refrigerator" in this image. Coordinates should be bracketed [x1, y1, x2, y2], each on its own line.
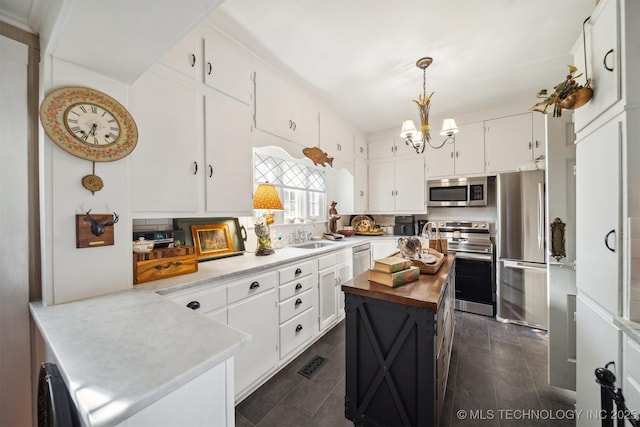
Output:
[496, 170, 548, 329]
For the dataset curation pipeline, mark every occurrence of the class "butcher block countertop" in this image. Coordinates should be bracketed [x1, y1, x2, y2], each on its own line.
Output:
[342, 254, 455, 310]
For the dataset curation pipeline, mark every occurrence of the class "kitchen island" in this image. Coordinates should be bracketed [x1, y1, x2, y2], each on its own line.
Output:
[341, 255, 455, 426]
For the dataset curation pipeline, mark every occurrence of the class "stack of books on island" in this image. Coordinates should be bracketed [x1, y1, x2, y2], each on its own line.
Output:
[368, 256, 420, 287]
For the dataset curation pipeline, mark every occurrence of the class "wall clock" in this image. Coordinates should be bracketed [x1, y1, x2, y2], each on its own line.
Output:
[39, 86, 139, 193]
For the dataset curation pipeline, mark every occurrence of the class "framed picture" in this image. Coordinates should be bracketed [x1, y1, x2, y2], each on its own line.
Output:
[191, 224, 234, 261]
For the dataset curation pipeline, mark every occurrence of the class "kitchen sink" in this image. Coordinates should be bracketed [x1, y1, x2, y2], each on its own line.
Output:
[292, 242, 334, 249]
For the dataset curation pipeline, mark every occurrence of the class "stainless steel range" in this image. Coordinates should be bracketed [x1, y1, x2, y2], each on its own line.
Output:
[423, 220, 495, 317]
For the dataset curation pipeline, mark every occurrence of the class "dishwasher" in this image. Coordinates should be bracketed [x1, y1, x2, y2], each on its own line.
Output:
[352, 243, 372, 277]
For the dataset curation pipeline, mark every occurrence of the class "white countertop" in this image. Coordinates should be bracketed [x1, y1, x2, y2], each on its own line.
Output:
[30, 291, 249, 426]
[31, 234, 398, 426]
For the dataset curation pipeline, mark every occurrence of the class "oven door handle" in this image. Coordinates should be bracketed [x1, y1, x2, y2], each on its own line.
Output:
[455, 252, 492, 261]
[502, 260, 547, 270]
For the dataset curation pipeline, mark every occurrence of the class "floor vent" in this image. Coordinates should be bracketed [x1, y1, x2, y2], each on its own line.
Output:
[297, 355, 328, 379]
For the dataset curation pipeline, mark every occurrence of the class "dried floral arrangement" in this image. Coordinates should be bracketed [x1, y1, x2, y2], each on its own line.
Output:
[531, 65, 592, 117]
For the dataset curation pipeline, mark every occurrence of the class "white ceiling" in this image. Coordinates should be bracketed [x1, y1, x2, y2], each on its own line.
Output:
[211, 0, 596, 134]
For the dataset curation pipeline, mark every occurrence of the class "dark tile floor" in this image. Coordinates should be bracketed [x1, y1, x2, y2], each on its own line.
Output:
[235, 311, 576, 427]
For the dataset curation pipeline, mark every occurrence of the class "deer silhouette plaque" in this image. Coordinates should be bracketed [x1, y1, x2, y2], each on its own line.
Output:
[76, 210, 118, 248]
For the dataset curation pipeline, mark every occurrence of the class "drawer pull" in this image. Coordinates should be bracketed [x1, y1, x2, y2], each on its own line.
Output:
[186, 301, 200, 310]
[154, 261, 182, 270]
[603, 48, 614, 72]
[249, 281, 260, 290]
[294, 268, 302, 276]
[295, 283, 303, 291]
[295, 324, 303, 332]
[189, 53, 196, 67]
[295, 298, 302, 306]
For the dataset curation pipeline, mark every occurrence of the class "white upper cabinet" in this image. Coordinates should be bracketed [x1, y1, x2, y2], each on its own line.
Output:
[204, 94, 253, 215]
[572, 0, 621, 133]
[368, 134, 418, 160]
[129, 70, 201, 213]
[157, 28, 202, 81]
[368, 157, 425, 213]
[426, 121, 485, 178]
[354, 157, 368, 213]
[354, 130, 367, 159]
[158, 25, 252, 104]
[485, 112, 544, 173]
[319, 108, 354, 163]
[254, 62, 319, 146]
[202, 27, 252, 104]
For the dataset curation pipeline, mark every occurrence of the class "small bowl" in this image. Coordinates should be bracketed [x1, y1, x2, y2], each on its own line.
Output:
[133, 237, 154, 253]
[338, 229, 355, 237]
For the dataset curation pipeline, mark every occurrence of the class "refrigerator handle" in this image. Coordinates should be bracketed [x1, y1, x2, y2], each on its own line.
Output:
[537, 182, 544, 250]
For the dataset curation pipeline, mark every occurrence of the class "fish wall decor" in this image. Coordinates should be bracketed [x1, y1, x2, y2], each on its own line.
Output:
[302, 146, 333, 167]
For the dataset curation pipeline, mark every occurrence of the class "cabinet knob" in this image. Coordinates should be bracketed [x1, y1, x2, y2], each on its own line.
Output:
[528, 141, 532, 150]
[360, 190, 364, 197]
[208, 164, 213, 178]
[295, 283, 303, 291]
[295, 324, 303, 332]
[207, 61, 213, 76]
[295, 268, 302, 276]
[249, 281, 260, 289]
[295, 298, 302, 306]
[359, 146, 364, 154]
[193, 161, 198, 175]
[186, 301, 200, 310]
[535, 140, 540, 148]
[189, 53, 196, 68]
[456, 151, 459, 158]
[603, 48, 615, 72]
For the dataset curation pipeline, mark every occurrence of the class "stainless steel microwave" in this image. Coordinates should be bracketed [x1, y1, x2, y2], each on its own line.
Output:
[427, 177, 488, 207]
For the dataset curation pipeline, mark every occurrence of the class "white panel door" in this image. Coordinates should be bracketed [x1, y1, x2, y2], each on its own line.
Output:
[130, 70, 200, 213]
[204, 94, 253, 215]
[394, 157, 425, 212]
[575, 296, 621, 427]
[318, 267, 337, 331]
[454, 121, 485, 176]
[368, 160, 395, 212]
[228, 289, 278, 398]
[575, 117, 622, 315]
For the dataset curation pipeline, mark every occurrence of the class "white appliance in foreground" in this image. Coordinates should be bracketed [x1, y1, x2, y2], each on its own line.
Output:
[496, 170, 548, 329]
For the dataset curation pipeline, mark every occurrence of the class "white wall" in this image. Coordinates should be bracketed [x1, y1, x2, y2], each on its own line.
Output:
[42, 57, 133, 305]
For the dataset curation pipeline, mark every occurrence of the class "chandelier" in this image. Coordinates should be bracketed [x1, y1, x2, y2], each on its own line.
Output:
[400, 57, 459, 154]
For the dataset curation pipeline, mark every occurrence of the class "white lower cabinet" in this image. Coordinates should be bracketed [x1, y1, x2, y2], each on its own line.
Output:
[277, 259, 319, 361]
[623, 336, 640, 415]
[318, 249, 352, 331]
[227, 272, 278, 400]
[163, 248, 356, 404]
[575, 295, 621, 427]
[117, 360, 234, 427]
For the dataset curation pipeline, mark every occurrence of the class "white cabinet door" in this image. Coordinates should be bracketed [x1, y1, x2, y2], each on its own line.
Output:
[623, 336, 640, 415]
[318, 266, 337, 332]
[454, 121, 486, 176]
[576, 117, 622, 315]
[394, 157, 425, 212]
[130, 70, 200, 213]
[228, 289, 278, 398]
[254, 65, 318, 145]
[203, 27, 252, 104]
[157, 30, 201, 80]
[485, 113, 533, 173]
[354, 157, 368, 213]
[368, 137, 395, 160]
[204, 94, 253, 215]
[532, 113, 546, 160]
[320, 108, 354, 162]
[368, 160, 395, 212]
[574, 0, 620, 133]
[335, 260, 351, 319]
[425, 143, 454, 178]
[575, 296, 621, 427]
[354, 130, 367, 159]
